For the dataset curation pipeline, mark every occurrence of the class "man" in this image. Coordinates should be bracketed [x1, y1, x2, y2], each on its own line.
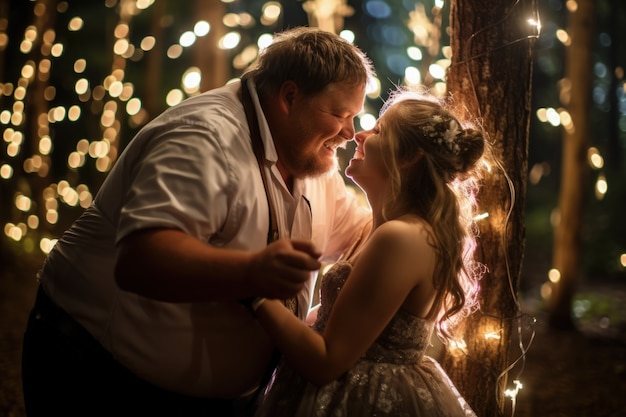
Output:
[21, 26, 374, 416]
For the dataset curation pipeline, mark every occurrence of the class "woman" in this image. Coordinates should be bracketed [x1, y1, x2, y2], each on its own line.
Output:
[248, 88, 489, 416]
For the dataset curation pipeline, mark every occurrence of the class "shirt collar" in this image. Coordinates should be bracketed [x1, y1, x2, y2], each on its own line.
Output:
[244, 78, 278, 165]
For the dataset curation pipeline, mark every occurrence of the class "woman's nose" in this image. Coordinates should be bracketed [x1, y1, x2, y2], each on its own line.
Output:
[354, 130, 368, 144]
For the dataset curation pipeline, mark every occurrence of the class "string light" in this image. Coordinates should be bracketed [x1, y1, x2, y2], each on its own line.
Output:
[527, 18, 541, 36]
[449, 338, 469, 355]
[484, 330, 502, 340]
[504, 379, 524, 412]
[474, 212, 489, 221]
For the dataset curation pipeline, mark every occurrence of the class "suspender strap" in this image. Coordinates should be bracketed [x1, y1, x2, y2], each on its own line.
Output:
[239, 74, 292, 406]
[240, 74, 279, 244]
[239, 74, 299, 312]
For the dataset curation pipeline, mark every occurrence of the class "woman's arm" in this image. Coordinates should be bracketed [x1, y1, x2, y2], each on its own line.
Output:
[254, 220, 432, 386]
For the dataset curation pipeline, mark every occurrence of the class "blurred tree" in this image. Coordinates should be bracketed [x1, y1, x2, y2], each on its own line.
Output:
[303, 0, 354, 34]
[440, 0, 536, 416]
[605, 1, 623, 171]
[142, 0, 165, 117]
[549, 0, 595, 330]
[194, 0, 228, 93]
[525, 0, 626, 290]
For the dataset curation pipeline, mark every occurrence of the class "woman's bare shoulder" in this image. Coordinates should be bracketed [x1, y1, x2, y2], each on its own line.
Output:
[367, 216, 434, 258]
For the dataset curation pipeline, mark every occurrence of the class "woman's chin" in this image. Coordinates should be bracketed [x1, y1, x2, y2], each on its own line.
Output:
[344, 161, 360, 180]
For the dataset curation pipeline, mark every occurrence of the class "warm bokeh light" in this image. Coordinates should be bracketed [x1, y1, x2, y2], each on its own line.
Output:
[358, 113, 376, 130]
[548, 268, 561, 283]
[595, 173, 607, 200]
[588, 147, 604, 169]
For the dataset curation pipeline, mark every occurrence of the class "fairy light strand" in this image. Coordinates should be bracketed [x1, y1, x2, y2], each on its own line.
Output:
[443, 0, 542, 414]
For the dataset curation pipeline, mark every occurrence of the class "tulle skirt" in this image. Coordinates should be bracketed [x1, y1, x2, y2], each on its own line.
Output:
[254, 355, 477, 417]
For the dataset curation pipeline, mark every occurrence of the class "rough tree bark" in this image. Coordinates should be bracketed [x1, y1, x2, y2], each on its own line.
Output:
[441, 0, 536, 416]
[548, 0, 595, 330]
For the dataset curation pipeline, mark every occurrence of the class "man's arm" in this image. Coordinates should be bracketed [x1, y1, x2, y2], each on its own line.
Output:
[115, 228, 321, 303]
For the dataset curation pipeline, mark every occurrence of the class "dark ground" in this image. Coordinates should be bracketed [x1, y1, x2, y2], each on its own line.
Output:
[1, 251, 626, 417]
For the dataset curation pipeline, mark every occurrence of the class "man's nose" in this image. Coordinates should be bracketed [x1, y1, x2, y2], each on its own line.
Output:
[339, 120, 355, 140]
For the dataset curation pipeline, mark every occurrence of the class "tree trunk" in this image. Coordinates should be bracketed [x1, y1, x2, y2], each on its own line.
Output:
[548, 0, 595, 329]
[195, 0, 228, 92]
[143, 0, 166, 118]
[441, 1, 535, 416]
[0, 0, 7, 83]
[606, 0, 622, 171]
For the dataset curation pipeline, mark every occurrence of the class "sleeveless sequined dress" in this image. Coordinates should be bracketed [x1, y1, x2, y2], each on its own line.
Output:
[255, 261, 477, 417]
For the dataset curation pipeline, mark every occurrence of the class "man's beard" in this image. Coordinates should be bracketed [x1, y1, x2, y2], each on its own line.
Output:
[290, 153, 340, 179]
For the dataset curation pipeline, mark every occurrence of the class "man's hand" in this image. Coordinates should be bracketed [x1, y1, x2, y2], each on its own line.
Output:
[248, 239, 322, 300]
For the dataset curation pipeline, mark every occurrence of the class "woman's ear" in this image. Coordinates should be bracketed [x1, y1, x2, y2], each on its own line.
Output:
[401, 148, 424, 169]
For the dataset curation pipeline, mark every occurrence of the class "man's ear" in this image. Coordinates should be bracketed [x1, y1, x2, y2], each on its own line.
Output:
[277, 80, 299, 114]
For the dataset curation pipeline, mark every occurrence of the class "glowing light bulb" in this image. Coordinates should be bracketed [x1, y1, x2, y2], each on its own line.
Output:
[484, 331, 501, 340]
[449, 339, 468, 355]
[504, 379, 523, 407]
[474, 212, 489, 221]
[527, 18, 541, 36]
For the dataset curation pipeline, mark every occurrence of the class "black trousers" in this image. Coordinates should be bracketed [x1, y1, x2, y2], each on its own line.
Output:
[21, 286, 257, 417]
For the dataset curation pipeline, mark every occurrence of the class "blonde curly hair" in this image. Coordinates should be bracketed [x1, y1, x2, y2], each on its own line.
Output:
[378, 88, 491, 342]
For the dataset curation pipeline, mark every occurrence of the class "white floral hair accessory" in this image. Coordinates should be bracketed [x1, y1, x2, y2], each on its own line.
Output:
[422, 114, 462, 155]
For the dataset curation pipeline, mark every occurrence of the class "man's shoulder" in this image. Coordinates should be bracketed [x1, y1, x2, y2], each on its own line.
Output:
[134, 82, 244, 141]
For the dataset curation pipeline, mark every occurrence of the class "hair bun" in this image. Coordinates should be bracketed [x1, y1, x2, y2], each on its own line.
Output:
[456, 128, 485, 173]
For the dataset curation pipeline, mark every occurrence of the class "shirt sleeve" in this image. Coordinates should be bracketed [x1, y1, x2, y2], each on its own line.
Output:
[310, 172, 372, 262]
[117, 123, 231, 243]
